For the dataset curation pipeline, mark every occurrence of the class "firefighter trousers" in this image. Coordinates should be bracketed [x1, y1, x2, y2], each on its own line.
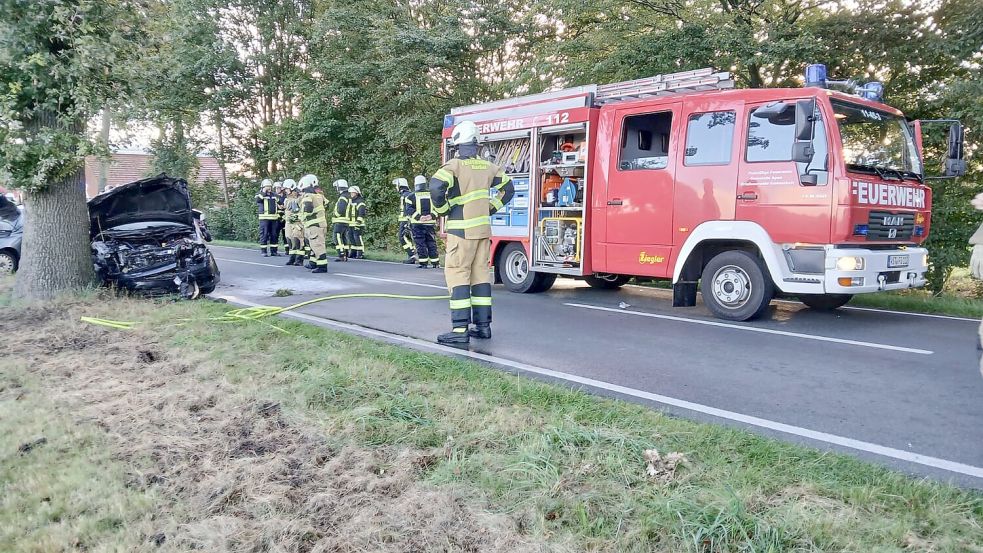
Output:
[348, 225, 365, 257]
[287, 221, 305, 257]
[444, 235, 492, 330]
[332, 222, 350, 258]
[398, 221, 416, 258]
[259, 220, 278, 254]
[304, 224, 328, 267]
[411, 224, 438, 264]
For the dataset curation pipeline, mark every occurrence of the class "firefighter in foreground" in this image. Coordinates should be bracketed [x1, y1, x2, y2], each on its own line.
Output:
[348, 185, 367, 259]
[430, 121, 514, 345]
[331, 179, 351, 261]
[408, 175, 439, 269]
[283, 178, 305, 266]
[257, 179, 279, 257]
[394, 177, 417, 264]
[274, 182, 287, 252]
[299, 174, 329, 273]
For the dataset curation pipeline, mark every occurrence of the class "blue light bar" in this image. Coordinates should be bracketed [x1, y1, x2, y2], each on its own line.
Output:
[443, 114, 455, 129]
[805, 64, 827, 87]
[914, 226, 925, 237]
[853, 224, 869, 236]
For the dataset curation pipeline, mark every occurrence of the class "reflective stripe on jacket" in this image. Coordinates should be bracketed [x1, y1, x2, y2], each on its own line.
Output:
[429, 157, 513, 239]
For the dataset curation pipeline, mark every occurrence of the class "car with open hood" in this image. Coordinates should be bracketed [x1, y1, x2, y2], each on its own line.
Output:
[0, 196, 23, 275]
[89, 174, 220, 298]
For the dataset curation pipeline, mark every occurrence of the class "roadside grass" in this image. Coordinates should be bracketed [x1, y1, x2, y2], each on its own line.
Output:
[211, 238, 410, 263]
[849, 290, 983, 318]
[0, 365, 158, 551]
[101, 296, 983, 551]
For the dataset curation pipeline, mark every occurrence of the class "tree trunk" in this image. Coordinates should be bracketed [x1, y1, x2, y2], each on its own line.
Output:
[215, 110, 231, 209]
[98, 108, 111, 193]
[13, 129, 96, 300]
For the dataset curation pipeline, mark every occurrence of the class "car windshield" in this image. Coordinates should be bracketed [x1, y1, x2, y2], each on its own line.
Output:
[833, 100, 921, 177]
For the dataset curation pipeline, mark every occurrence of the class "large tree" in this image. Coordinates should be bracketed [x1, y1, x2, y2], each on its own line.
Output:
[0, 0, 143, 299]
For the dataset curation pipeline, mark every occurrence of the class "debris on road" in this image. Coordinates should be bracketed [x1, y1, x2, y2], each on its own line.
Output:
[618, 302, 631, 309]
[643, 448, 686, 484]
[273, 288, 294, 297]
[18, 437, 47, 454]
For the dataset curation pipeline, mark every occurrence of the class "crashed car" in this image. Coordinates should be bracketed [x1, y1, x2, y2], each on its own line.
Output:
[89, 174, 220, 298]
[0, 196, 23, 275]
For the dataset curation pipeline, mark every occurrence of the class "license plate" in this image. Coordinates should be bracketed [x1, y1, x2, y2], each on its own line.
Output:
[887, 254, 909, 268]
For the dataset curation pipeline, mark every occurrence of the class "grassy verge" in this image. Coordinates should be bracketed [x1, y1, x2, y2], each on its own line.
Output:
[210, 238, 410, 263]
[849, 290, 983, 318]
[4, 284, 979, 551]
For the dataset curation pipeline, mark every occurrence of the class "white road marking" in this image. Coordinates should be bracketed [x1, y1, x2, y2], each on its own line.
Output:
[335, 273, 446, 290]
[211, 293, 983, 481]
[215, 257, 284, 268]
[564, 302, 934, 355]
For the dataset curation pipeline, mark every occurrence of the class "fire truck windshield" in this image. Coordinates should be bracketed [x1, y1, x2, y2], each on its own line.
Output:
[832, 100, 922, 181]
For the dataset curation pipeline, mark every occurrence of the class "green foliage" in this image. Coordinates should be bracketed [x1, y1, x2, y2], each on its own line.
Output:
[208, 178, 260, 242]
[189, 178, 222, 211]
[0, 0, 142, 192]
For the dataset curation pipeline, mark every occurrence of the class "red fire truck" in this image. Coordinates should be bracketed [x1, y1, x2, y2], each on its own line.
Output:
[440, 67, 966, 321]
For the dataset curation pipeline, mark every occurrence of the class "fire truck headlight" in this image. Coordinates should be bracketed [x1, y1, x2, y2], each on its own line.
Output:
[922, 254, 929, 268]
[836, 256, 865, 271]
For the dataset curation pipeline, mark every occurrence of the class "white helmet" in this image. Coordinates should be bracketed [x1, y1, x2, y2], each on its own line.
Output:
[260, 178, 273, 189]
[273, 181, 283, 189]
[347, 185, 361, 196]
[414, 175, 427, 186]
[393, 177, 409, 190]
[298, 174, 319, 192]
[451, 120, 479, 146]
[333, 179, 348, 192]
[282, 178, 297, 191]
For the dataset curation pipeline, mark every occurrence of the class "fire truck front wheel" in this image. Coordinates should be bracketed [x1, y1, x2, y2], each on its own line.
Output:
[700, 250, 774, 321]
[499, 242, 556, 293]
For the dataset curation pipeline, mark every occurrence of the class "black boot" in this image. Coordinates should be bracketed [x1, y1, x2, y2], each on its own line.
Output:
[305, 260, 316, 269]
[403, 256, 417, 265]
[431, 261, 440, 269]
[437, 329, 470, 346]
[312, 265, 327, 274]
[468, 325, 491, 339]
[262, 250, 269, 257]
[285, 255, 296, 266]
[418, 263, 428, 269]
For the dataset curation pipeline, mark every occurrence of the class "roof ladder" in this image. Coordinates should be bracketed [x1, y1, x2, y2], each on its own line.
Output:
[593, 67, 734, 105]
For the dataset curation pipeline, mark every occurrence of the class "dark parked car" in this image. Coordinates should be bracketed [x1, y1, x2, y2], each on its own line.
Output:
[89, 174, 220, 298]
[0, 196, 23, 275]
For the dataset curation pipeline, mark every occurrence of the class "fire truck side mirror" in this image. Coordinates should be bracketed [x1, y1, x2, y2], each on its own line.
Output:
[945, 123, 967, 177]
[794, 98, 816, 142]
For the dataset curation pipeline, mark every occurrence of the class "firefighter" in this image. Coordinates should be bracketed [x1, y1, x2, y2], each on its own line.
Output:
[299, 174, 329, 273]
[348, 185, 367, 259]
[283, 179, 305, 266]
[394, 177, 417, 264]
[970, 192, 983, 374]
[257, 179, 279, 256]
[430, 121, 514, 345]
[329, 179, 350, 261]
[274, 182, 287, 251]
[408, 175, 439, 269]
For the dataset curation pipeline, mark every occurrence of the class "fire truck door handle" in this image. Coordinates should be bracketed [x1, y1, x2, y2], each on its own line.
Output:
[607, 199, 623, 206]
[737, 192, 758, 201]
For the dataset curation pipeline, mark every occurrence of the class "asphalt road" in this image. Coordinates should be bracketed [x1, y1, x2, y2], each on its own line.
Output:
[207, 244, 983, 488]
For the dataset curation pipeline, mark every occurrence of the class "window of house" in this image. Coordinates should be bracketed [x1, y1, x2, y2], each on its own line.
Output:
[684, 111, 736, 166]
[619, 111, 673, 171]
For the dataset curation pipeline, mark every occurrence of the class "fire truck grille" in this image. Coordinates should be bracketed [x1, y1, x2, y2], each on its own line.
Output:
[866, 211, 914, 241]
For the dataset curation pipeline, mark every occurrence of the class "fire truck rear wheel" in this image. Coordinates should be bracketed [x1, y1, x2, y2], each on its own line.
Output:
[585, 274, 632, 290]
[798, 294, 853, 311]
[700, 250, 774, 321]
[500, 242, 556, 293]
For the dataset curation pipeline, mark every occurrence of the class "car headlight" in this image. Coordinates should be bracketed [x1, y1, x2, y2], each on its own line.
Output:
[836, 256, 865, 271]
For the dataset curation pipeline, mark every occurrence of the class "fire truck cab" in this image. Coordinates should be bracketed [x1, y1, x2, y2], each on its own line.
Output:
[440, 67, 964, 321]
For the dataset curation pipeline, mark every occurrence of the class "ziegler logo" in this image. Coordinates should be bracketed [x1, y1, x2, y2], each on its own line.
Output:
[639, 252, 665, 265]
[852, 181, 926, 209]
